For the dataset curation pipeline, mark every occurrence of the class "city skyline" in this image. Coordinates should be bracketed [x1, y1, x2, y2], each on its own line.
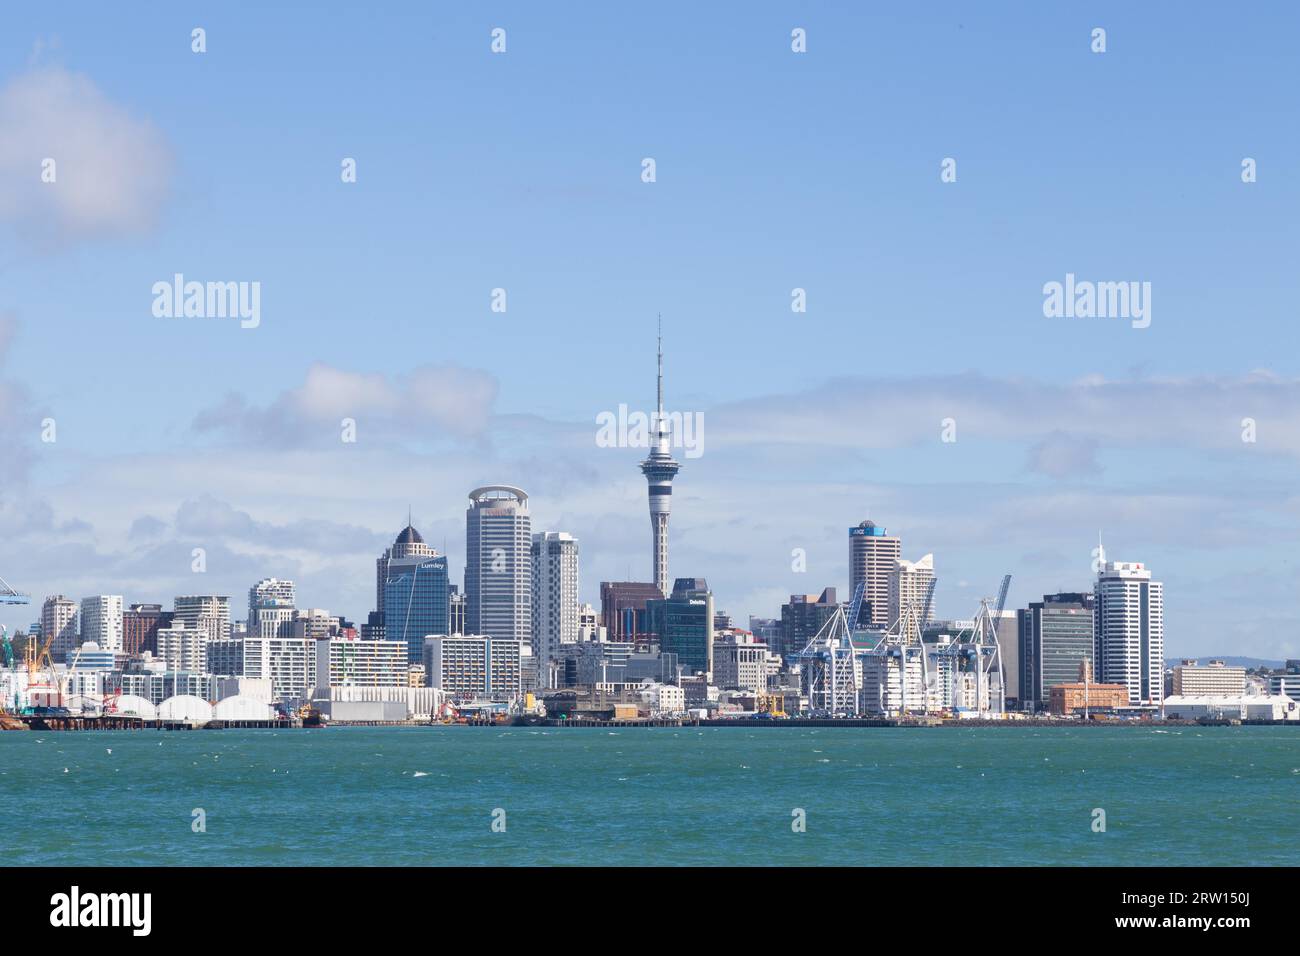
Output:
[2, 4, 1299, 658]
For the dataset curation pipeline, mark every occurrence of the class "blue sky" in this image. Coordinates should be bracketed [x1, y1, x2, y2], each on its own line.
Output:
[1, 2, 1298, 657]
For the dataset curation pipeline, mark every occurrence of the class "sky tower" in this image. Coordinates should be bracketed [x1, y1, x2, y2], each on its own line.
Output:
[640, 317, 681, 597]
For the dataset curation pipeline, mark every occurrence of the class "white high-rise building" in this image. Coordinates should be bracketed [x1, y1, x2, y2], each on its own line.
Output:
[42, 595, 80, 663]
[464, 486, 531, 645]
[1094, 561, 1164, 706]
[422, 634, 523, 701]
[531, 531, 579, 689]
[249, 578, 297, 638]
[207, 636, 315, 702]
[313, 638, 408, 689]
[156, 622, 208, 673]
[173, 595, 231, 642]
[888, 553, 935, 627]
[80, 595, 124, 653]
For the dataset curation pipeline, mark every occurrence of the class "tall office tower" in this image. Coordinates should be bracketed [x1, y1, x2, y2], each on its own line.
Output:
[849, 521, 902, 627]
[1018, 592, 1095, 711]
[80, 595, 124, 653]
[173, 595, 231, 642]
[887, 553, 935, 626]
[646, 577, 714, 678]
[1094, 561, 1164, 706]
[639, 323, 681, 597]
[599, 581, 662, 649]
[465, 486, 532, 645]
[779, 588, 840, 658]
[383, 555, 450, 664]
[448, 587, 466, 635]
[531, 532, 579, 690]
[248, 578, 296, 639]
[42, 595, 79, 663]
[123, 604, 174, 657]
[376, 520, 434, 615]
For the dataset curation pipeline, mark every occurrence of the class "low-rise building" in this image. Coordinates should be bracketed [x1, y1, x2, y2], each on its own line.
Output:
[638, 681, 685, 715]
[1171, 659, 1246, 697]
[1048, 680, 1130, 716]
[1162, 694, 1298, 722]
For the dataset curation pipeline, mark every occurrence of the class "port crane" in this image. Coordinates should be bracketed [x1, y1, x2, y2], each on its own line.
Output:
[949, 574, 1011, 715]
[858, 577, 938, 716]
[797, 582, 863, 716]
[0, 574, 30, 605]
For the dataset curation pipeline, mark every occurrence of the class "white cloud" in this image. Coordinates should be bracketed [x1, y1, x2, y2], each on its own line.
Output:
[0, 66, 172, 243]
[193, 362, 499, 443]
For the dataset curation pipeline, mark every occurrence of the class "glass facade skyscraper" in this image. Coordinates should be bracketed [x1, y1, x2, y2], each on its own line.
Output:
[383, 555, 450, 665]
[646, 577, 714, 678]
[1018, 592, 1095, 710]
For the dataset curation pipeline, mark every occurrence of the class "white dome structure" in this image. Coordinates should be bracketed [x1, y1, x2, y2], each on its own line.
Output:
[213, 695, 273, 721]
[157, 695, 213, 723]
[114, 695, 157, 719]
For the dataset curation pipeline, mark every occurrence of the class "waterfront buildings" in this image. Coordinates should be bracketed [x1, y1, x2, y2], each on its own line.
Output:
[155, 622, 208, 673]
[1048, 663, 1131, 716]
[422, 634, 524, 701]
[1094, 561, 1164, 705]
[532, 531, 579, 690]
[860, 653, 923, 716]
[1171, 659, 1246, 697]
[42, 595, 79, 663]
[173, 595, 231, 642]
[383, 555, 450, 664]
[123, 603, 172, 657]
[849, 521, 901, 627]
[313, 637, 408, 688]
[207, 637, 315, 702]
[1018, 592, 1095, 711]
[599, 581, 661, 649]
[646, 577, 714, 678]
[79, 595, 123, 653]
[464, 486, 532, 646]
[888, 554, 935, 627]
[639, 326, 681, 597]
[1163, 694, 1298, 722]
[712, 631, 769, 694]
[1268, 673, 1300, 698]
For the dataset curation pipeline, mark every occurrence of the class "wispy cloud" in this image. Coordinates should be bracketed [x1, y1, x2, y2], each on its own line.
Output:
[0, 66, 173, 245]
[192, 362, 499, 444]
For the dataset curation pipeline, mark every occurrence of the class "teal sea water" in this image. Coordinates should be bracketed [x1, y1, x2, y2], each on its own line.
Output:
[2, 725, 1296, 866]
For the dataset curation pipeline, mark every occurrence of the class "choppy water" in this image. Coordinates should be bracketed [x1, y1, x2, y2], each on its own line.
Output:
[2, 725, 1296, 865]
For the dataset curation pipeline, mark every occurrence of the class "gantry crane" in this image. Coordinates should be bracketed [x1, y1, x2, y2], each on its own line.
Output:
[950, 574, 1012, 715]
[797, 582, 863, 716]
[0, 574, 30, 606]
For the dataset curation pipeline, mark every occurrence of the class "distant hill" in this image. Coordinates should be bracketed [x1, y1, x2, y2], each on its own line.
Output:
[1165, 655, 1285, 670]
